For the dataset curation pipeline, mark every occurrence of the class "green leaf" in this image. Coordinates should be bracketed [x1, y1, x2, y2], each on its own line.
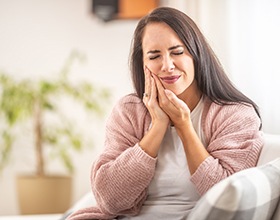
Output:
[0, 50, 111, 175]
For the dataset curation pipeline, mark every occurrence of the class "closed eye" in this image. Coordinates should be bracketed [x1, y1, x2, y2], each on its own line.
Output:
[149, 51, 183, 60]
[172, 51, 184, 56]
[149, 55, 160, 60]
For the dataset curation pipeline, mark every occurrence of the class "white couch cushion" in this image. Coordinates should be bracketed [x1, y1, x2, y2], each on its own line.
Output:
[258, 133, 280, 165]
[188, 158, 280, 220]
[188, 133, 280, 220]
[61, 192, 96, 219]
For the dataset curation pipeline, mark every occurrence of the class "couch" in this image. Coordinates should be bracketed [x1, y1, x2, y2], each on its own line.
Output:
[62, 133, 280, 220]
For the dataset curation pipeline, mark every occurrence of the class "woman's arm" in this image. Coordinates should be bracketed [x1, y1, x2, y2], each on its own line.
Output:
[92, 66, 171, 215]
[91, 95, 158, 216]
[162, 89, 210, 175]
[151, 73, 210, 175]
[191, 102, 264, 195]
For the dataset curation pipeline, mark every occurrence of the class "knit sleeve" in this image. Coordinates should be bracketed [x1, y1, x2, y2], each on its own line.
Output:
[91, 94, 156, 216]
[190, 102, 264, 195]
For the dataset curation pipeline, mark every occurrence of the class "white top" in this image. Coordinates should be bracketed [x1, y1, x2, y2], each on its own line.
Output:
[119, 97, 205, 220]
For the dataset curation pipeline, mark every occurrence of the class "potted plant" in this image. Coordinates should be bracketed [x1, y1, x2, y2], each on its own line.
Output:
[0, 51, 111, 214]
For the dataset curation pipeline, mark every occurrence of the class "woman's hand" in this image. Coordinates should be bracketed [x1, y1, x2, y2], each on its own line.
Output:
[139, 67, 170, 158]
[152, 71, 209, 174]
[142, 67, 170, 127]
[152, 72, 192, 131]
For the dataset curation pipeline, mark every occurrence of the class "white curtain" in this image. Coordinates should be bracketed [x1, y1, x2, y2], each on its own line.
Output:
[227, 0, 280, 134]
[179, 0, 280, 135]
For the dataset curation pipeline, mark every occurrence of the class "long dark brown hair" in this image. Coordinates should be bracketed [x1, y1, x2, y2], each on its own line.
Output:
[129, 7, 261, 121]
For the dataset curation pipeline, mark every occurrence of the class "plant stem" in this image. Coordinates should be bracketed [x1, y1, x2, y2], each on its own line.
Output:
[34, 98, 44, 176]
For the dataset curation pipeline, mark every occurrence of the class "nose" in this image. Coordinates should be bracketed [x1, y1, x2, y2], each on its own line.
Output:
[161, 56, 175, 73]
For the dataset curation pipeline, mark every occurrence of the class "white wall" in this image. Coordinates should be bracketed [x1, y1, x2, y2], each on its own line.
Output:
[0, 0, 135, 215]
[0, 0, 279, 216]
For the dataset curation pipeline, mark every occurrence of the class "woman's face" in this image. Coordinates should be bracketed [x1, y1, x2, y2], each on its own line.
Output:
[142, 22, 196, 96]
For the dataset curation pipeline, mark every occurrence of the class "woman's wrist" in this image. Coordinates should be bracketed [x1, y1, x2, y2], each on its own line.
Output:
[139, 121, 168, 158]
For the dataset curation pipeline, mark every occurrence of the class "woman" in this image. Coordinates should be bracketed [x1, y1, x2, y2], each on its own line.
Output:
[68, 7, 263, 220]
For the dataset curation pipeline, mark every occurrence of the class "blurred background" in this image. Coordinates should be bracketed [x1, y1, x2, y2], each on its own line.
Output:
[0, 0, 279, 216]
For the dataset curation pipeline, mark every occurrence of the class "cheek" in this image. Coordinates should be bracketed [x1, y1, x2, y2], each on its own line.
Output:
[144, 60, 160, 73]
[181, 58, 195, 77]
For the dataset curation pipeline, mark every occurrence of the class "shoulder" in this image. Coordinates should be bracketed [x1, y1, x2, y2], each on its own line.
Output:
[107, 93, 151, 135]
[113, 93, 147, 116]
[203, 97, 260, 126]
[117, 93, 143, 105]
[202, 97, 262, 141]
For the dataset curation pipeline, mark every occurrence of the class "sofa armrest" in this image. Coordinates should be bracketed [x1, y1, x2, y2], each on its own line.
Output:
[257, 133, 280, 166]
[60, 192, 96, 220]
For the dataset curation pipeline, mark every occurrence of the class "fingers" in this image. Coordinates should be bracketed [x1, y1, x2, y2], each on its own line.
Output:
[144, 67, 151, 94]
[150, 76, 157, 100]
[164, 89, 188, 111]
[151, 73, 186, 112]
[143, 67, 170, 124]
[152, 73, 173, 110]
[144, 67, 158, 100]
[152, 73, 166, 98]
[143, 67, 151, 103]
[143, 68, 190, 127]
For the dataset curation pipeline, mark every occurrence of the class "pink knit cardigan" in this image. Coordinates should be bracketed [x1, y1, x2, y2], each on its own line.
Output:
[67, 94, 263, 220]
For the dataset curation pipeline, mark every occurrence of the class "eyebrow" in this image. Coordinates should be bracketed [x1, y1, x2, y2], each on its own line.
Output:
[147, 45, 184, 54]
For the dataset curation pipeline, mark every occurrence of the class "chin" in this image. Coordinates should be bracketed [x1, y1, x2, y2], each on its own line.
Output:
[167, 86, 186, 95]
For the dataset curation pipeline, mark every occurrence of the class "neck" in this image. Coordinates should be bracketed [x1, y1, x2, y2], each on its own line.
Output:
[177, 80, 202, 111]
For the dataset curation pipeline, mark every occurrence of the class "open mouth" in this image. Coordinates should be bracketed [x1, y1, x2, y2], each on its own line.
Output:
[160, 75, 181, 84]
